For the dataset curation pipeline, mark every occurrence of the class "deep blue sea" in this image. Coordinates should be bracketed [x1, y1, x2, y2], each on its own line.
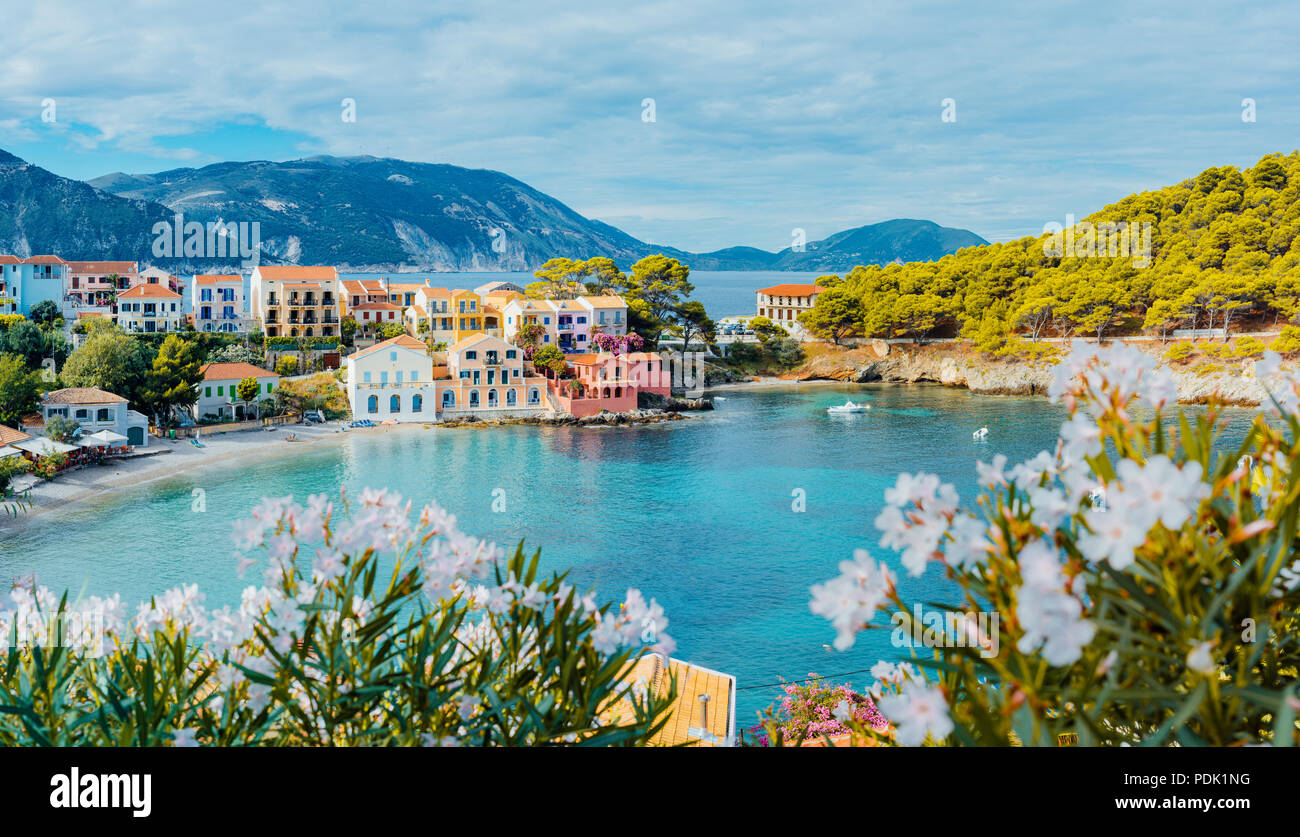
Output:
[0, 384, 1266, 725]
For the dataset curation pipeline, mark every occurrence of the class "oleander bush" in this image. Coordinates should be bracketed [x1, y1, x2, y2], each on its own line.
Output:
[805, 342, 1300, 746]
[0, 489, 676, 746]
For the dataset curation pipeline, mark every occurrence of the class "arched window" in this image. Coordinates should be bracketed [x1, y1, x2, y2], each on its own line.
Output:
[413, 394, 423, 412]
[603, 387, 611, 398]
[390, 394, 400, 412]
[305, 327, 314, 337]
[506, 388, 517, 406]
[367, 395, 378, 413]
[469, 390, 480, 407]
[528, 387, 540, 405]
[290, 328, 299, 337]
[442, 390, 456, 408]
[488, 389, 498, 407]
[266, 327, 278, 337]
[614, 387, 622, 397]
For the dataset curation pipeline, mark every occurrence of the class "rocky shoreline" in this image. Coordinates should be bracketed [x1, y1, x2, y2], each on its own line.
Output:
[782, 341, 1272, 406]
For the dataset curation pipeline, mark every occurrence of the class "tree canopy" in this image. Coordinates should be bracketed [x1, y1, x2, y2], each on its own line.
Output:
[797, 152, 1300, 348]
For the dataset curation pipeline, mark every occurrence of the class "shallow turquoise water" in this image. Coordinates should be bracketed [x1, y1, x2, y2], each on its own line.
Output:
[0, 384, 1266, 726]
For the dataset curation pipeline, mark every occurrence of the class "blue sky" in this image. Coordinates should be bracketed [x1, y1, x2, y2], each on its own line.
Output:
[1, 0, 1297, 252]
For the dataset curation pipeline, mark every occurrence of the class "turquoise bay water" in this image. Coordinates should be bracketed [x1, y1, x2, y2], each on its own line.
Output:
[0, 385, 1265, 725]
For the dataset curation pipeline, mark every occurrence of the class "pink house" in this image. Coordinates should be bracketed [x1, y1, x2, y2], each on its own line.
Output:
[547, 352, 671, 417]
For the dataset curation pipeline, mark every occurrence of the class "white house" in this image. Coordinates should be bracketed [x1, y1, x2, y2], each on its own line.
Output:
[33, 387, 150, 447]
[345, 334, 437, 422]
[193, 274, 252, 333]
[195, 362, 280, 421]
[755, 283, 825, 340]
[117, 284, 184, 334]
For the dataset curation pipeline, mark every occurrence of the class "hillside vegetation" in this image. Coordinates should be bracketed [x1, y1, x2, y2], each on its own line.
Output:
[800, 152, 1300, 355]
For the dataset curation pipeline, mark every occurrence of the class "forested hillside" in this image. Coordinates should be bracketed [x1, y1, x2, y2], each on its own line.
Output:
[800, 152, 1300, 352]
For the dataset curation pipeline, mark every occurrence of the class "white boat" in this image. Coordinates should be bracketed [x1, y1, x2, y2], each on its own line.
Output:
[827, 400, 870, 414]
[973, 426, 989, 440]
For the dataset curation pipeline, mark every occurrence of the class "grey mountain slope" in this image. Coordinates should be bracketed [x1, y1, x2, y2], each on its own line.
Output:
[2, 148, 985, 272]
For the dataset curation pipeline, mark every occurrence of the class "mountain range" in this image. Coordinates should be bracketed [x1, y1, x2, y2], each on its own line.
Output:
[0, 148, 986, 272]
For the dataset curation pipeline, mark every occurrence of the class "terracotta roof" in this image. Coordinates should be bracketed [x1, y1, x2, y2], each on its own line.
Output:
[76, 311, 107, 319]
[195, 274, 242, 284]
[418, 287, 452, 299]
[23, 255, 67, 265]
[200, 362, 278, 381]
[42, 387, 127, 405]
[757, 283, 826, 296]
[66, 261, 138, 274]
[119, 284, 181, 299]
[566, 353, 600, 364]
[256, 266, 338, 281]
[352, 301, 402, 311]
[341, 279, 386, 294]
[347, 334, 429, 361]
[578, 295, 626, 308]
[0, 255, 21, 265]
[408, 305, 428, 317]
[0, 425, 32, 446]
[446, 333, 496, 353]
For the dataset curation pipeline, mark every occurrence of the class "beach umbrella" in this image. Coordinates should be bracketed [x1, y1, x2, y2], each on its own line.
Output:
[87, 430, 128, 445]
[13, 437, 78, 456]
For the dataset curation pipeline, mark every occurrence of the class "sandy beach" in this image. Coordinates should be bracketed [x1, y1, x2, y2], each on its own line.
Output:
[0, 421, 427, 532]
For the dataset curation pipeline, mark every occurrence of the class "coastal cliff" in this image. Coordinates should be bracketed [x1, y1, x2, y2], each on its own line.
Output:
[781, 342, 1272, 406]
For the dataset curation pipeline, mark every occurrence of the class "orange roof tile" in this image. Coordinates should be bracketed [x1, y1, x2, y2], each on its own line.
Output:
[200, 362, 278, 381]
[42, 387, 127, 405]
[578, 295, 626, 308]
[347, 334, 429, 361]
[195, 274, 242, 284]
[66, 261, 138, 274]
[757, 283, 825, 296]
[0, 425, 32, 445]
[257, 266, 338, 281]
[23, 255, 67, 265]
[119, 284, 181, 299]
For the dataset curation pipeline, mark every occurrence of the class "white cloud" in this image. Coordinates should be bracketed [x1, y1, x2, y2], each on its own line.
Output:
[0, 0, 1297, 252]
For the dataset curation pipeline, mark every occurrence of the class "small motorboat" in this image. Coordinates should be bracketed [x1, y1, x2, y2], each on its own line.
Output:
[827, 400, 870, 414]
[973, 426, 989, 440]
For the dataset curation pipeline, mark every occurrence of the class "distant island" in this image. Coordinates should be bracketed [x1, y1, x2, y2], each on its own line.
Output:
[0, 148, 985, 272]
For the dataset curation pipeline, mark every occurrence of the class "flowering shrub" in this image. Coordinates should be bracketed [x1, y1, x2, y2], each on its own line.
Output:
[751, 675, 889, 746]
[0, 488, 677, 746]
[808, 341, 1300, 746]
[591, 331, 644, 356]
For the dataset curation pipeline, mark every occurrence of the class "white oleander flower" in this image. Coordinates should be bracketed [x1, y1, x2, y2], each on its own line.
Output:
[1078, 504, 1148, 570]
[1187, 641, 1217, 675]
[877, 681, 953, 747]
[809, 549, 895, 650]
[976, 454, 1009, 488]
